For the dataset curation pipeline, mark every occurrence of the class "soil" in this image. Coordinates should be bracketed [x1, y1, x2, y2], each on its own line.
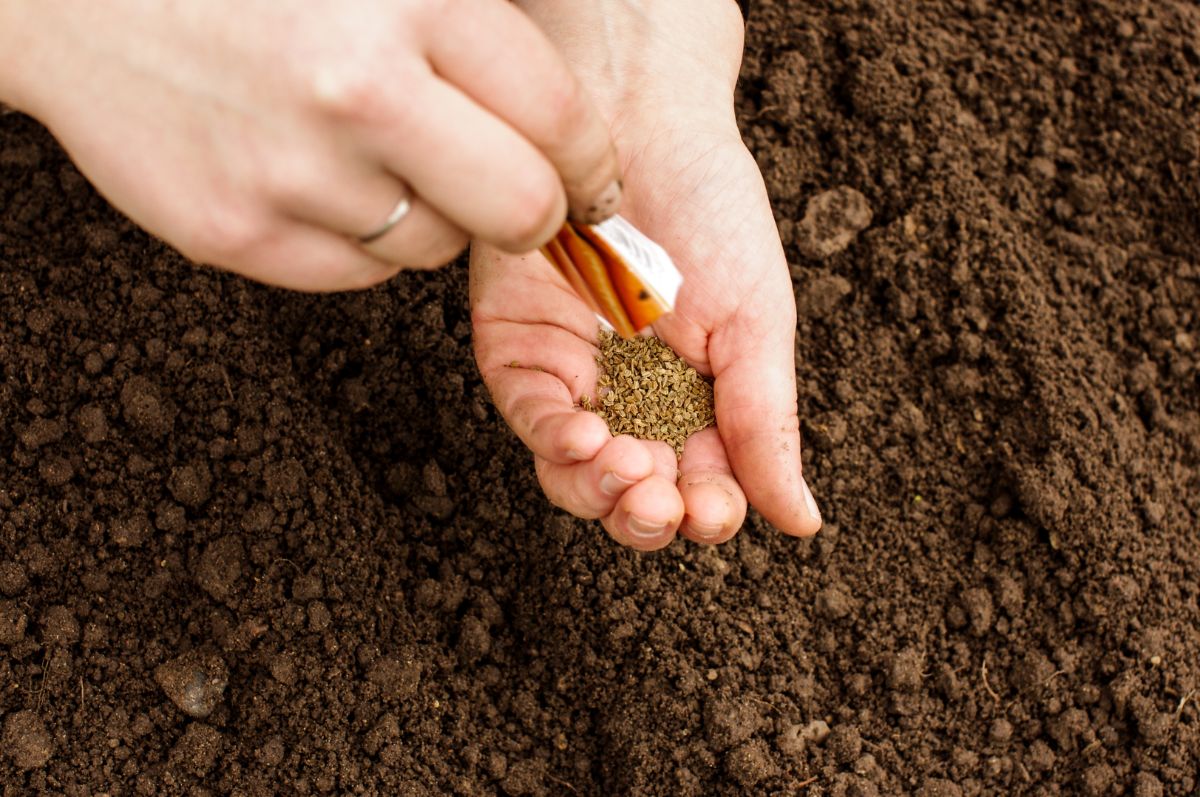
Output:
[2, 1, 1199, 795]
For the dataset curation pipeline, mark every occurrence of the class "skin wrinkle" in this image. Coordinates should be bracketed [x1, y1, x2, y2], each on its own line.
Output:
[534, 457, 604, 517]
[506, 384, 571, 431]
[473, 292, 597, 344]
[473, 289, 590, 334]
[479, 326, 598, 401]
[709, 305, 788, 389]
[622, 136, 767, 305]
[474, 255, 589, 311]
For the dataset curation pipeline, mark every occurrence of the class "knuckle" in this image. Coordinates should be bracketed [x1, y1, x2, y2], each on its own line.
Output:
[504, 393, 537, 433]
[307, 61, 416, 126]
[310, 68, 383, 122]
[260, 153, 324, 209]
[500, 171, 564, 250]
[176, 207, 267, 267]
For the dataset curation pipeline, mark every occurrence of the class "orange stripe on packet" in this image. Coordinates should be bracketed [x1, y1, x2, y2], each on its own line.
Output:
[555, 223, 637, 339]
[540, 235, 604, 320]
[571, 222, 671, 332]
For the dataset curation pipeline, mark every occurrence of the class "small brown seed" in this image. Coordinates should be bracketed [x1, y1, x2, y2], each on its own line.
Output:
[583, 330, 715, 456]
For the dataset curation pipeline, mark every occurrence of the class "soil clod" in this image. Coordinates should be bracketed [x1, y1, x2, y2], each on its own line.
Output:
[2, 711, 53, 770]
[795, 186, 873, 259]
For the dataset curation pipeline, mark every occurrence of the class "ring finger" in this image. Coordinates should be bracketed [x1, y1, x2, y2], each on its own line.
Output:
[278, 162, 469, 270]
[356, 185, 469, 270]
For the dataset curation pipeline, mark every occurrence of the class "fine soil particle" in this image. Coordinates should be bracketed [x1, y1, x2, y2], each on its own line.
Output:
[584, 330, 715, 455]
[2, 1, 1199, 794]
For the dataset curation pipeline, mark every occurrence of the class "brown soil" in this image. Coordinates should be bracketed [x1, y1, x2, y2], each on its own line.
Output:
[2, 1, 1199, 795]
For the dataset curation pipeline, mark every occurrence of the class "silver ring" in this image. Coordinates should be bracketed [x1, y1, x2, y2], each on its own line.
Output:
[358, 194, 412, 244]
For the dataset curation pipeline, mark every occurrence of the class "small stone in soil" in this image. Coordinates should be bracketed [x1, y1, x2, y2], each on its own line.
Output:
[155, 649, 229, 718]
[800, 718, 831, 746]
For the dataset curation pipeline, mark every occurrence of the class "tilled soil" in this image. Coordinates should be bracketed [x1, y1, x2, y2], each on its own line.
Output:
[2, 1, 1199, 795]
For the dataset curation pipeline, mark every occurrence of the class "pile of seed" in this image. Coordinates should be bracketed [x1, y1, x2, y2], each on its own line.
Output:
[583, 330, 715, 456]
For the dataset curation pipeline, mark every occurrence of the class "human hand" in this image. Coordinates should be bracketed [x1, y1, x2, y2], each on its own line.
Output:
[471, 0, 821, 549]
[0, 0, 621, 290]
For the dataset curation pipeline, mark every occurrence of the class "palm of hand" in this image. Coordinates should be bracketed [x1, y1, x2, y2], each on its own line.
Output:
[470, 122, 819, 549]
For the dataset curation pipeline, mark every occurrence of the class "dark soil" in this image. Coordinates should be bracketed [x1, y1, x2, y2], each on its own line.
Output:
[3, 1, 1199, 795]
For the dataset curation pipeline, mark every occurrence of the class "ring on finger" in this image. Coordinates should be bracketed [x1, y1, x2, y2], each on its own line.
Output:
[358, 191, 413, 244]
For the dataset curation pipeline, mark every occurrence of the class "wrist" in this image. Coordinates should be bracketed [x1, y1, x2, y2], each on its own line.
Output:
[516, 0, 744, 132]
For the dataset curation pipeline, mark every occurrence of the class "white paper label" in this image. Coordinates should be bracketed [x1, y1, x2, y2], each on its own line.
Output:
[593, 215, 683, 311]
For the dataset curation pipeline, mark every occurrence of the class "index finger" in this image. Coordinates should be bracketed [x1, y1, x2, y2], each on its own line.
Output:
[423, 0, 622, 225]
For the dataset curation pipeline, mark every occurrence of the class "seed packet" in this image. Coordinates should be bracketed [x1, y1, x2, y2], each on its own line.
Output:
[540, 216, 683, 338]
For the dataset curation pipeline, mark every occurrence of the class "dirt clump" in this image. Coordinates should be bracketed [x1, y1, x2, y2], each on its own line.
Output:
[169, 723, 224, 778]
[2, 711, 54, 770]
[0, 599, 28, 645]
[794, 186, 873, 259]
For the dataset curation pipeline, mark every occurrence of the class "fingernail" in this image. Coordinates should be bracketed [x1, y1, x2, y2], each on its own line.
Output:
[575, 179, 622, 225]
[565, 448, 588, 462]
[600, 471, 636, 496]
[628, 515, 668, 540]
[801, 478, 821, 522]
[688, 520, 725, 540]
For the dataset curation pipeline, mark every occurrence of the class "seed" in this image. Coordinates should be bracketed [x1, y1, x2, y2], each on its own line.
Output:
[582, 330, 715, 456]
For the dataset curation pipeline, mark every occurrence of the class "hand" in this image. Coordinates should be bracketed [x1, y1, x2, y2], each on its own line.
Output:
[471, 0, 821, 549]
[0, 0, 621, 290]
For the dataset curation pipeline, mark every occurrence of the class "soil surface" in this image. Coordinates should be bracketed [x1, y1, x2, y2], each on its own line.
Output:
[3, 1, 1199, 795]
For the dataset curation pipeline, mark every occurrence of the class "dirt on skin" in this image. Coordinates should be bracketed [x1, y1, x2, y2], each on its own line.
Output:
[2, 1, 1199, 795]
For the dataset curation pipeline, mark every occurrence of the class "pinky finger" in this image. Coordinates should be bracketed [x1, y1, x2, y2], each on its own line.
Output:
[213, 220, 401, 292]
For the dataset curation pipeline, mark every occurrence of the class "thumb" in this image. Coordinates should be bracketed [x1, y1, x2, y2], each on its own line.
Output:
[710, 314, 822, 537]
